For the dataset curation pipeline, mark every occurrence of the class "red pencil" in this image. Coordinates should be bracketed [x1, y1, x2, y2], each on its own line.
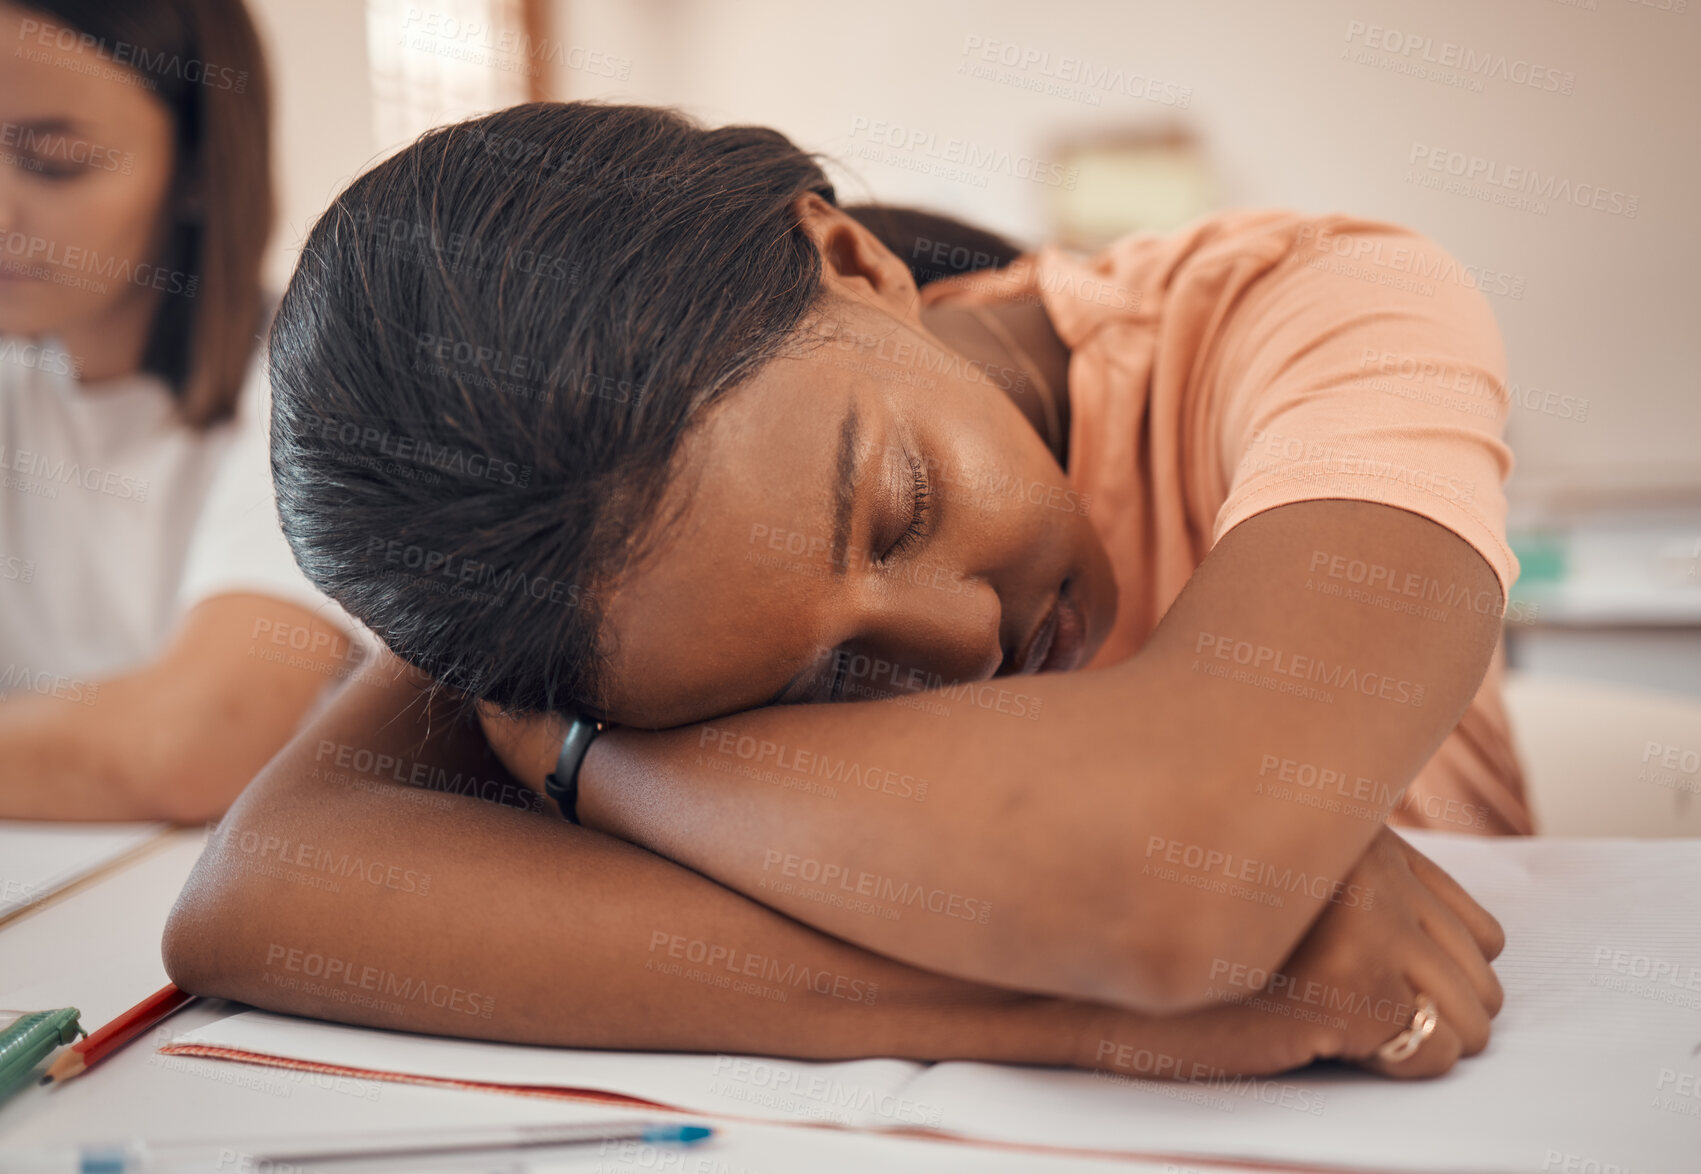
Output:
[41, 982, 197, 1085]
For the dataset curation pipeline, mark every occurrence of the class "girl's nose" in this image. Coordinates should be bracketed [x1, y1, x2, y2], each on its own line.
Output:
[853, 571, 1005, 694]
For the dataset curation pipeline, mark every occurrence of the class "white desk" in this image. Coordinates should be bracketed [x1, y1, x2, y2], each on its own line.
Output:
[0, 828, 1205, 1172]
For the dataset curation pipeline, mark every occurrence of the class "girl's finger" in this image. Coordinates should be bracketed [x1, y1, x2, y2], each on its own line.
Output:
[1395, 835, 1507, 961]
[1418, 894, 1505, 1017]
[1402, 943, 1494, 1058]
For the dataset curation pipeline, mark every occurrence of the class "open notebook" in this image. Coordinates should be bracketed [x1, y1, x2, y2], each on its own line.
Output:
[0, 821, 171, 925]
[162, 832, 1701, 1173]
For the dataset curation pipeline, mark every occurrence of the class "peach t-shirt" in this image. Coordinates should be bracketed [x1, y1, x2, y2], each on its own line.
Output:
[919, 207, 1532, 835]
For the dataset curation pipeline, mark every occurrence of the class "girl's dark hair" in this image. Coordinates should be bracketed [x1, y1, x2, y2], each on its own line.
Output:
[269, 101, 1018, 719]
[25, 0, 273, 427]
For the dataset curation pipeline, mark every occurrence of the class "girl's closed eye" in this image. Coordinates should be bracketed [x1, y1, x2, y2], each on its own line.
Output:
[878, 448, 932, 565]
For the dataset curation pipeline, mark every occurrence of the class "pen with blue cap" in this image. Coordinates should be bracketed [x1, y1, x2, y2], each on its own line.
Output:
[6, 1120, 716, 1173]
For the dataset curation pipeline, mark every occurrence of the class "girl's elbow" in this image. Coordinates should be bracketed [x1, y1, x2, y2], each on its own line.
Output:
[1103, 943, 1229, 1015]
[161, 854, 261, 998]
[161, 885, 225, 997]
[1094, 906, 1294, 1015]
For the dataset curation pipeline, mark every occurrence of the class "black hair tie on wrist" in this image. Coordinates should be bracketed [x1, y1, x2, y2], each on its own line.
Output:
[544, 716, 605, 825]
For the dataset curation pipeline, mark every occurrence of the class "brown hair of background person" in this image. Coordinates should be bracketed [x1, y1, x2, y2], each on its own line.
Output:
[22, 0, 272, 426]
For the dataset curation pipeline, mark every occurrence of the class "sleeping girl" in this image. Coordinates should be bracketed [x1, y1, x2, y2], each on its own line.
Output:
[165, 100, 1523, 1081]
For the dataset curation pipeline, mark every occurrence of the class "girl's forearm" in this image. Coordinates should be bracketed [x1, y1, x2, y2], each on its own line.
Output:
[162, 655, 1337, 1079]
[163, 657, 1088, 1066]
[580, 501, 1506, 1012]
[158, 630, 1429, 1081]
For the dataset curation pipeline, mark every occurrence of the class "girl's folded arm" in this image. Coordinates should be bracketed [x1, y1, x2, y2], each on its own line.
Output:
[547, 499, 1504, 1013]
[161, 650, 1110, 1065]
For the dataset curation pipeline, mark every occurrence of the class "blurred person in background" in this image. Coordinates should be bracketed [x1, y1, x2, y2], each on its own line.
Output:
[0, 0, 356, 820]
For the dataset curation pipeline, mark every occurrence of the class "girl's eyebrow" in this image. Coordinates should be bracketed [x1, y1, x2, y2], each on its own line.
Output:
[828, 401, 861, 577]
[759, 403, 864, 708]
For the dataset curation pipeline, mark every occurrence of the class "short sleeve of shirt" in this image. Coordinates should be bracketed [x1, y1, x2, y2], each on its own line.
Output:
[1205, 215, 1521, 603]
[176, 352, 363, 638]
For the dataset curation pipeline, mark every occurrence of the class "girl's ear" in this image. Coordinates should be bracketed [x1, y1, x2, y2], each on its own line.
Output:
[474, 702, 565, 796]
[794, 192, 919, 307]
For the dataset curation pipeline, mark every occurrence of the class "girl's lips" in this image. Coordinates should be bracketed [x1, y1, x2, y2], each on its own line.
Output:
[1013, 598, 1054, 673]
[1011, 581, 1085, 675]
[1039, 587, 1086, 673]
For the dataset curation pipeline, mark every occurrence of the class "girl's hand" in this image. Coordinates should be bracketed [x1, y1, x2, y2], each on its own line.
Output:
[475, 705, 561, 798]
[1079, 997, 1345, 1086]
[1226, 826, 1505, 1079]
[1085, 828, 1503, 1083]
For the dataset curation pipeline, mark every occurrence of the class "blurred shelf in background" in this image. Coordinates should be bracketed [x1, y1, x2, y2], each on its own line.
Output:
[1506, 499, 1701, 697]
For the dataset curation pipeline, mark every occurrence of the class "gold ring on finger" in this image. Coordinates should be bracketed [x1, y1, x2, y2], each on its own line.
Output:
[1375, 994, 1440, 1063]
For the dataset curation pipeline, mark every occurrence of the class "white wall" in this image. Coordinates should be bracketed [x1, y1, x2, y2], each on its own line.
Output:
[245, 0, 378, 293]
[546, 0, 1701, 508]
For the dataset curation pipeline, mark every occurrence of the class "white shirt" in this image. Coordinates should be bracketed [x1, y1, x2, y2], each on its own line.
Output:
[0, 335, 355, 687]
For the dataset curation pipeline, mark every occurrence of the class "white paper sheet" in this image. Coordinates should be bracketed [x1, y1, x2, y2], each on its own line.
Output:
[0, 821, 170, 922]
[169, 1012, 929, 1130]
[167, 832, 1701, 1171]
